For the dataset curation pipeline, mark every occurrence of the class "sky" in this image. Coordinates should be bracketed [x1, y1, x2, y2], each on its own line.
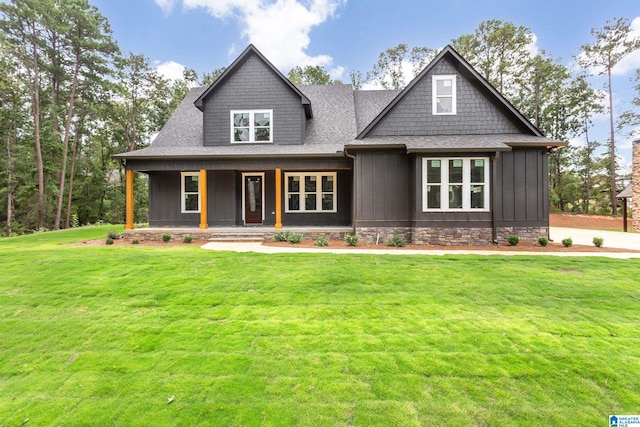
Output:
[90, 0, 640, 172]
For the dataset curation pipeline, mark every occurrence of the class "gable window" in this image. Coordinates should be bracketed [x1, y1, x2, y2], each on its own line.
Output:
[432, 75, 456, 115]
[181, 172, 200, 213]
[285, 172, 337, 213]
[422, 158, 489, 211]
[231, 110, 272, 143]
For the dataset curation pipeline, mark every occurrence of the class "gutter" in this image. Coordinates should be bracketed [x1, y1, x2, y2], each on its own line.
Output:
[491, 152, 500, 244]
[343, 148, 357, 231]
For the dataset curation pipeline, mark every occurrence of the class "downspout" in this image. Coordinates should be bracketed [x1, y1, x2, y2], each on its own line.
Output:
[343, 148, 357, 232]
[491, 152, 500, 244]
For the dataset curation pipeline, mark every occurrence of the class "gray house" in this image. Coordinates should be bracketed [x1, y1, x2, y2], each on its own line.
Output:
[115, 44, 565, 245]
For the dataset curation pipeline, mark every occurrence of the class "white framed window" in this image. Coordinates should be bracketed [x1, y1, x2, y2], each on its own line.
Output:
[432, 75, 456, 115]
[285, 172, 337, 213]
[230, 110, 272, 143]
[422, 157, 489, 211]
[181, 172, 200, 213]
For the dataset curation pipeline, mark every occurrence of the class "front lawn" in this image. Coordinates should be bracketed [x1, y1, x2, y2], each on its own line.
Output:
[0, 227, 639, 426]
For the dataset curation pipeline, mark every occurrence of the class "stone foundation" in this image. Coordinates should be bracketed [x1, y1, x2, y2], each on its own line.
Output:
[412, 227, 493, 246]
[354, 227, 412, 245]
[123, 228, 349, 242]
[496, 226, 549, 243]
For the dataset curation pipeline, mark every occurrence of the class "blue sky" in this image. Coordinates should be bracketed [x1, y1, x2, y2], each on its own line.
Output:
[91, 0, 640, 171]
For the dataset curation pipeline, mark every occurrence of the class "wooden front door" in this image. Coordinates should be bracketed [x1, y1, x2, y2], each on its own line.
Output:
[244, 175, 263, 225]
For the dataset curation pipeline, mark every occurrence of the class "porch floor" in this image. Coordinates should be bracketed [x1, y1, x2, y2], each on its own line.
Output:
[123, 226, 354, 242]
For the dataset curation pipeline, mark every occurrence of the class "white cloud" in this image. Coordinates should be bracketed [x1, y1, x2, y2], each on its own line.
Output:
[612, 17, 640, 75]
[164, 0, 345, 71]
[156, 60, 187, 81]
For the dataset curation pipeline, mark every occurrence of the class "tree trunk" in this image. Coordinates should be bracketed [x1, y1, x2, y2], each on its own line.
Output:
[584, 116, 591, 215]
[54, 59, 80, 229]
[30, 23, 45, 229]
[65, 122, 81, 229]
[607, 67, 617, 216]
[5, 128, 16, 237]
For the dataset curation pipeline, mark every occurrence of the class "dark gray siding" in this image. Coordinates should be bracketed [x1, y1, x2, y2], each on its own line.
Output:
[368, 57, 524, 136]
[354, 150, 411, 227]
[202, 53, 305, 146]
[148, 171, 200, 227]
[128, 157, 350, 172]
[495, 148, 549, 227]
[209, 171, 238, 226]
[281, 170, 351, 226]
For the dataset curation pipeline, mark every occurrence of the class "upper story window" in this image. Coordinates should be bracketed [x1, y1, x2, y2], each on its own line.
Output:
[432, 75, 456, 115]
[231, 110, 272, 143]
[181, 172, 200, 213]
[422, 157, 489, 211]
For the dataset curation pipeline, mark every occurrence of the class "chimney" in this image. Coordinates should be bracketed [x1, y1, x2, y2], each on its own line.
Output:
[634, 140, 640, 232]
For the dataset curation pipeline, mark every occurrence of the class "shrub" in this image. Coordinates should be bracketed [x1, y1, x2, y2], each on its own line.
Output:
[287, 233, 302, 244]
[274, 231, 291, 242]
[538, 237, 549, 247]
[132, 239, 140, 245]
[344, 233, 359, 246]
[508, 235, 519, 246]
[387, 234, 407, 247]
[562, 237, 573, 248]
[107, 230, 120, 240]
[162, 234, 171, 243]
[70, 213, 80, 228]
[183, 236, 193, 244]
[593, 237, 604, 248]
[315, 236, 329, 247]
[105, 237, 114, 245]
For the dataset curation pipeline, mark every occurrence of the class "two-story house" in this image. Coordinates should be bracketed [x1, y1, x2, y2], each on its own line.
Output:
[114, 44, 565, 245]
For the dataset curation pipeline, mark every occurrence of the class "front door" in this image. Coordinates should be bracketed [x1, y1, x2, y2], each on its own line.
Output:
[244, 175, 263, 225]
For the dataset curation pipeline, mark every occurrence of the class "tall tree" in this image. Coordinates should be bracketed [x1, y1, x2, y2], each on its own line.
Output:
[287, 65, 341, 85]
[451, 20, 533, 95]
[366, 44, 435, 90]
[578, 17, 640, 215]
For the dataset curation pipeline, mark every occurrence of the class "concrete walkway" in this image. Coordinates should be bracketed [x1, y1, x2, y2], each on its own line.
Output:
[201, 227, 640, 259]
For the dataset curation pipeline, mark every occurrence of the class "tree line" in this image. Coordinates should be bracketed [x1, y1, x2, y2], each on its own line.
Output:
[1, 0, 639, 236]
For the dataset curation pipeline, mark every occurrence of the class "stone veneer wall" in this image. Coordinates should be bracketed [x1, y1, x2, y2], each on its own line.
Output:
[634, 140, 640, 233]
[123, 229, 348, 242]
[355, 227, 412, 245]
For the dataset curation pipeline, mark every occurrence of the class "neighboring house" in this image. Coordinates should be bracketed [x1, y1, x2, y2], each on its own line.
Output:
[114, 44, 565, 245]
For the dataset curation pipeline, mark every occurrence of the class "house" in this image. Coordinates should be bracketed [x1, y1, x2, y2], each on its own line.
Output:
[114, 44, 566, 245]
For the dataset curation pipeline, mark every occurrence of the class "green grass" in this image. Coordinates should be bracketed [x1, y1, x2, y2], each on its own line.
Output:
[1, 226, 639, 426]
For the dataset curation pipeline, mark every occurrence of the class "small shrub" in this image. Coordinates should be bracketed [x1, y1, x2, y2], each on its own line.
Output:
[287, 233, 302, 244]
[508, 235, 519, 246]
[162, 234, 171, 243]
[315, 236, 329, 247]
[274, 231, 291, 242]
[387, 234, 407, 247]
[105, 237, 114, 245]
[183, 236, 193, 244]
[538, 236, 549, 247]
[344, 232, 359, 246]
[107, 230, 120, 240]
[562, 237, 573, 248]
[132, 239, 140, 245]
[70, 213, 80, 228]
[593, 236, 604, 248]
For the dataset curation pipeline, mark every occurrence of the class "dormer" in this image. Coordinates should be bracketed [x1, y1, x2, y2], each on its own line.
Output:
[194, 45, 312, 146]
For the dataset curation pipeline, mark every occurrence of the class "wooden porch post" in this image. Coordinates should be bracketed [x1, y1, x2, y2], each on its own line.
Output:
[199, 169, 208, 229]
[275, 168, 282, 229]
[125, 169, 134, 230]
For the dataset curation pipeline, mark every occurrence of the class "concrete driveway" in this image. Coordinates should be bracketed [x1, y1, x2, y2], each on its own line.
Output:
[550, 227, 640, 251]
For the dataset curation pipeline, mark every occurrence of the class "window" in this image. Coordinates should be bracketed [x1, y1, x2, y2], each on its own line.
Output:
[422, 158, 489, 211]
[181, 172, 200, 213]
[432, 75, 456, 115]
[231, 110, 272, 143]
[285, 172, 336, 213]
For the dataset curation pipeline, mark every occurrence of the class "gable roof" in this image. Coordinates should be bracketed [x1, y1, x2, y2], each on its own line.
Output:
[194, 44, 313, 119]
[356, 45, 543, 139]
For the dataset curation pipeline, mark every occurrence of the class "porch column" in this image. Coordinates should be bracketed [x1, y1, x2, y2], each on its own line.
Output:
[275, 168, 282, 229]
[125, 169, 134, 230]
[199, 169, 208, 229]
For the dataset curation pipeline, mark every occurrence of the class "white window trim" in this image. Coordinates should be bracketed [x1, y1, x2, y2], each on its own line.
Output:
[432, 75, 457, 115]
[241, 172, 265, 223]
[422, 157, 490, 212]
[181, 171, 201, 213]
[284, 172, 337, 213]
[230, 110, 273, 144]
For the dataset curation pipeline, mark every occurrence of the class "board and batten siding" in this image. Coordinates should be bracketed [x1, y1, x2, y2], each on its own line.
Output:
[367, 57, 527, 136]
[201, 53, 305, 146]
[353, 150, 411, 226]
